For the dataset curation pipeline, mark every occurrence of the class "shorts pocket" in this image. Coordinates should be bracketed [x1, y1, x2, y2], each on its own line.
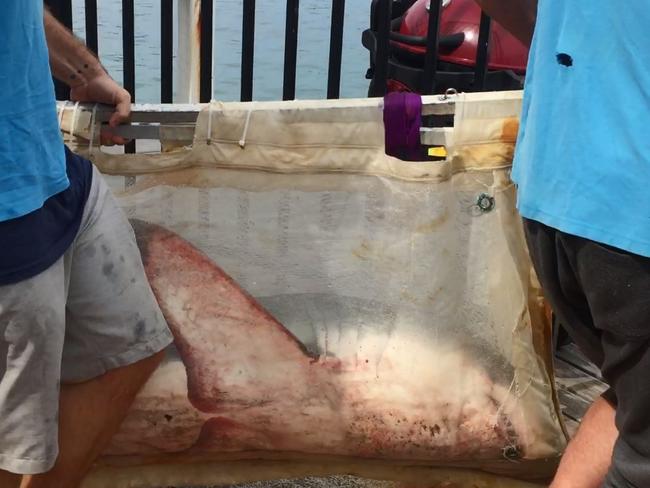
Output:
[578, 239, 650, 338]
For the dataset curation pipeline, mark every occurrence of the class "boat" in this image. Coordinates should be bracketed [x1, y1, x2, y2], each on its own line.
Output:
[363, 0, 529, 95]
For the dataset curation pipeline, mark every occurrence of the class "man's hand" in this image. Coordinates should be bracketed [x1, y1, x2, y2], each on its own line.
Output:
[70, 73, 131, 145]
[474, 0, 537, 47]
[44, 9, 131, 145]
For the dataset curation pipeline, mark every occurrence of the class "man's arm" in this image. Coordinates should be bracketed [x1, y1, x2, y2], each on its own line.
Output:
[43, 9, 130, 143]
[474, 0, 538, 47]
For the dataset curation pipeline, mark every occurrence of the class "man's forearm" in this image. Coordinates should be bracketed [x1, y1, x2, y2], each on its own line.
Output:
[43, 8, 132, 138]
[474, 0, 537, 47]
[43, 9, 105, 87]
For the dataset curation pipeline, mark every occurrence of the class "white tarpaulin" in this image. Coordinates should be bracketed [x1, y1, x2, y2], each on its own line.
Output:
[59, 92, 566, 488]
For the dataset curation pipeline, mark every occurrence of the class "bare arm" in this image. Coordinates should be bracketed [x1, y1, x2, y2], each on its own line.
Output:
[44, 9, 130, 142]
[474, 0, 538, 47]
[43, 9, 103, 88]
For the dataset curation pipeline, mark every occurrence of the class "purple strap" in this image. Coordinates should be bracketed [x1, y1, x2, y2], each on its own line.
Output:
[383, 92, 423, 161]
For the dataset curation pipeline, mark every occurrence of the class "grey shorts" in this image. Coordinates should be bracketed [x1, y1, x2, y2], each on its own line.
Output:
[524, 218, 650, 488]
[0, 168, 173, 475]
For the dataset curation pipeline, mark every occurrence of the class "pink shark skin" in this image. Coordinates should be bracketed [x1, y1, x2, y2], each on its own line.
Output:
[128, 220, 527, 462]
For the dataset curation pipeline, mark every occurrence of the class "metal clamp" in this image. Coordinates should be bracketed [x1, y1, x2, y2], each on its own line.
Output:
[476, 193, 495, 213]
[502, 445, 520, 461]
[439, 87, 458, 101]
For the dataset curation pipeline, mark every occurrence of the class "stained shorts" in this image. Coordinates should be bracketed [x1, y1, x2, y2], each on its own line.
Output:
[524, 218, 650, 488]
[0, 167, 173, 475]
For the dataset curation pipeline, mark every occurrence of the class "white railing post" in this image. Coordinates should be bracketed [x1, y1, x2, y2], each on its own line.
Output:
[176, 0, 203, 103]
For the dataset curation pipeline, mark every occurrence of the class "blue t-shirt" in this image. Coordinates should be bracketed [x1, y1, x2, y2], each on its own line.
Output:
[0, 148, 93, 285]
[0, 1, 93, 285]
[512, 1, 650, 257]
[0, 0, 69, 219]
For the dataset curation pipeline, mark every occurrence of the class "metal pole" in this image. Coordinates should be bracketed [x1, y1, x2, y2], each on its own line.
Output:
[421, 0, 442, 94]
[161, 0, 174, 102]
[327, 0, 345, 99]
[176, 0, 202, 103]
[474, 12, 492, 91]
[283, 0, 300, 100]
[122, 0, 136, 153]
[241, 0, 256, 102]
[84, 0, 98, 53]
[372, 0, 392, 97]
[199, 0, 214, 102]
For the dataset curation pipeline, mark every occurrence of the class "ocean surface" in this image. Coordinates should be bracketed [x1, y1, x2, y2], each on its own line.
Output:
[71, 0, 372, 103]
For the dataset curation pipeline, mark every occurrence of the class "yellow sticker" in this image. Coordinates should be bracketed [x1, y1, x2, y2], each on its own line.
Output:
[428, 147, 447, 158]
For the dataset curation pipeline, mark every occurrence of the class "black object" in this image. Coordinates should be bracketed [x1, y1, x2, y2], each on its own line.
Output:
[199, 0, 214, 103]
[161, 0, 174, 103]
[364, 0, 523, 96]
[327, 0, 346, 99]
[283, 0, 300, 100]
[241, 0, 256, 101]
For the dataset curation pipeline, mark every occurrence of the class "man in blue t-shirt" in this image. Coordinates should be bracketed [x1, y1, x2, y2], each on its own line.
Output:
[478, 1, 650, 487]
[0, 2, 173, 487]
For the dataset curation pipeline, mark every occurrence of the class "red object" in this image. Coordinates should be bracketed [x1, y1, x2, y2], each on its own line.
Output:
[395, 0, 529, 73]
[386, 78, 412, 93]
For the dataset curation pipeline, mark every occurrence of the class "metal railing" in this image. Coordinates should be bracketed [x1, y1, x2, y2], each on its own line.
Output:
[45, 0, 498, 105]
